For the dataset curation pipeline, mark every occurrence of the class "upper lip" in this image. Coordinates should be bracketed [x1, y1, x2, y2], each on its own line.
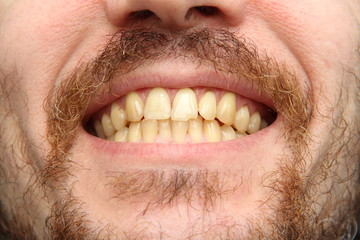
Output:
[83, 63, 276, 124]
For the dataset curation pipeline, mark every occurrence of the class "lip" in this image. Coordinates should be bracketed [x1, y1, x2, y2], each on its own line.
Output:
[83, 64, 276, 123]
[76, 62, 281, 169]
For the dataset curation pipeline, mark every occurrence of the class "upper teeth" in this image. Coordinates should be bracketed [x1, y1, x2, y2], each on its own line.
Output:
[93, 87, 270, 143]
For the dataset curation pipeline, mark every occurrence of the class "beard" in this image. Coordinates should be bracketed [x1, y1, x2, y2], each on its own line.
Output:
[0, 27, 359, 240]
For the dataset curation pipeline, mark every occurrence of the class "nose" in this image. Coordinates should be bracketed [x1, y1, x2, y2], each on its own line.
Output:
[105, 0, 244, 30]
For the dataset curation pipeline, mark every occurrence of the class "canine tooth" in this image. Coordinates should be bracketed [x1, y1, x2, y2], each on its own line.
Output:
[198, 91, 217, 120]
[94, 120, 106, 139]
[111, 103, 127, 130]
[171, 120, 188, 144]
[203, 120, 221, 142]
[125, 92, 144, 121]
[141, 119, 158, 143]
[171, 88, 198, 121]
[158, 120, 172, 141]
[216, 92, 236, 125]
[247, 112, 261, 134]
[260, 119, 268, 129]
[188, 116, 203, 143]
[115, 128, 129, 142]
[128, 122, 142, 142]
[220, 125, 237, 141]
[144, 87, 171, 120]
[102, 114, 115, 137]
[233, 106, 250, 133]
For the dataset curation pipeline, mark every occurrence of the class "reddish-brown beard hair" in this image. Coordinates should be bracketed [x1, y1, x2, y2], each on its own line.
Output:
[0, 27, 358, 239]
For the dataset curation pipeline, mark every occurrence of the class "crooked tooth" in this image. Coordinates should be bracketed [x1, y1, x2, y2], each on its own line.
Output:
[107, 135, 115, 141]
[171, 88, 198, 121]
[111, 103, 127, 131]
[141, 119, 158, 143]
[220, 125, 237, 141]
[188, 116, 203, 143]
[247, 112, 261, 134]
[233, 106, 250, 133]
[236, 131, 247, 138]
[203, 120, 221, 142]
[94, 120, 106, 139]
[125, 92, 144, 121]
[216, 92, 236, 125]
[158, 120, 172, 141]
[114, 128, 129, 142]
[128, 122, 142, 142]
[171, 120, 188, 144]
[198, 91, 217, 120]
[144, 87, 171, 120]
[102, 114, 115, 137]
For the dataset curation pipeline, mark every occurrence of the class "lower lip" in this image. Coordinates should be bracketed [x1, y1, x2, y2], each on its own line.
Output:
[79, 115, 279, 168]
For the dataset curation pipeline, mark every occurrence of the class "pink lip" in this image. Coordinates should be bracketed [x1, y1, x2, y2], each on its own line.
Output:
[83, 69, 275, 123]
[77, 65, 280, 168]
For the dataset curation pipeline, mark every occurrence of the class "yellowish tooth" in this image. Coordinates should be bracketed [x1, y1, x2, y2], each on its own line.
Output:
[114, 128, 129, 142]
[260, 119, 268, 129]
[198, 91, 217, 120]
[107, 135, 115, 141]
[236, 131, 247, 138]
[128, 122, 142, 142]
[94, 120, 106, 139]
[188, 116, 203, 143]
[125, 92, 144, 121]
[158, 120, 172, 141]
[216, 92, 236, 125]
[220, 125, 237, 141]
[203, 120, 221, 142]
[171, 88, 198, 121]
[141, 119, 158, 143]
[233, 106, 250, 133]
[111, 103, 127, 131]
[102, 113, 115, 137]
[171, 120, 188, 144]
[247, 112, 261, 134]
[144, 87, 171, 120]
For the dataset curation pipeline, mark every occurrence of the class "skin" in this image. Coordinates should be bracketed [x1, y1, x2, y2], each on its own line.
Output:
[0, 0, 359, 239]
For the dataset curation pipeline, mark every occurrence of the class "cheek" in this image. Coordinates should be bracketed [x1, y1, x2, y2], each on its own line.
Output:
[0, 0, 106, 148]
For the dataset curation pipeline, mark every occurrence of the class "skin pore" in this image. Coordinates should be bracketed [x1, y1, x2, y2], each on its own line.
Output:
[0, 0, 360, 239]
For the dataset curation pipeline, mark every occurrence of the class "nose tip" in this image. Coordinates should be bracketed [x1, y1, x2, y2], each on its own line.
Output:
[106, 0, 228, 31]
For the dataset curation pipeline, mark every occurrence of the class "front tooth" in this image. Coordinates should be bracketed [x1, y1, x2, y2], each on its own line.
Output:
[233, 106, 250, 133]
[203, 120, 221, 142]
[198, 91, 217, 120]
[128, 122, 142, 142]
[115, 128, 129, 142]
[216, 92, 236, 125]
[111, 103, 127, 130]
[94, 120, 106, 139]
[125, 92, 144, 121]
[144, 87, 171, 120]
[188, 116, 203, 143]
[220, 125, 237, 141]
[171, 120, 188, 144]
[158, 120, 172, 141]
[102, 113, 116, 137]
[247, 112, 261, 134]
[141, 119, 158, 143]
[171, 88, 198, 121]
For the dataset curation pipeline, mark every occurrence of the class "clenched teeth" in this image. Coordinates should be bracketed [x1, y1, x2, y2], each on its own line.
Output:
[92, 87, 274, 143]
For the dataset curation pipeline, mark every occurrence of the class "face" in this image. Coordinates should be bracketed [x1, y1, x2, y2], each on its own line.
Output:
[0, 0, 359, 239]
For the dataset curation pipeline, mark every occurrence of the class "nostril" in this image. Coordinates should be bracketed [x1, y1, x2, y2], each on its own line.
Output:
[193, 6, 219, 16]
[129, 10, 155, 20]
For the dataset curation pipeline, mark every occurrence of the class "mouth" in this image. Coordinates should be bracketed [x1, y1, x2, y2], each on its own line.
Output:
[84, 70, 277, 145]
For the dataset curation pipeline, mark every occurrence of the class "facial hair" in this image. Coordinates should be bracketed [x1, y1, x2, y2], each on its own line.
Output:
[0, 27, 359, 240]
